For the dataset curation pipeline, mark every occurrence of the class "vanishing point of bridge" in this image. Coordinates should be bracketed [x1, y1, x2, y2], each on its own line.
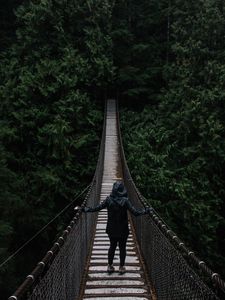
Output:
[8, 100, 225, 300]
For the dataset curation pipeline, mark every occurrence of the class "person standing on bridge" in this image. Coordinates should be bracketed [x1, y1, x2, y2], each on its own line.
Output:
[81, 181, 151, 274]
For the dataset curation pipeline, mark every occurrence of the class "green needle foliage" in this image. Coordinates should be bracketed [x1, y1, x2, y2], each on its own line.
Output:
[0, 0, 114, 297]
[112, 0, 169, 102]
[119, 0, 225, 278]
[1, 0, 225, 297]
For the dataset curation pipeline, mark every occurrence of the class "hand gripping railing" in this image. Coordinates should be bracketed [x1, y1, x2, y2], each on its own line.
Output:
[116, 101, 225, 300]
[8, 102, 106, 300]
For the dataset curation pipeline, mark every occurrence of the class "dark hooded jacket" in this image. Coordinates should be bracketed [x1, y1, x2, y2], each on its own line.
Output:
[85, 181, 148, 238]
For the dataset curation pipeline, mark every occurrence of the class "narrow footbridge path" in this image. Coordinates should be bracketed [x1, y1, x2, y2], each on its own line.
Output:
[82, 100, 151, 299]
[9, 100, 225, 300]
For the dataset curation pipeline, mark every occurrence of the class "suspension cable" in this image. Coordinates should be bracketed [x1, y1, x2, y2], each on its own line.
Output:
[0, 184, 90, 269]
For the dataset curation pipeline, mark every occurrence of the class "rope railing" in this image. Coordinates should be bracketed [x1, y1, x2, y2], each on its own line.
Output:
[8, 102, 107, 300]
[116, 101, 225, 299]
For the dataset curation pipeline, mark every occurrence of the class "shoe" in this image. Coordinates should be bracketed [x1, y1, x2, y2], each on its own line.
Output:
[107, 264, 115, 274]
[119, 266, 126, 275]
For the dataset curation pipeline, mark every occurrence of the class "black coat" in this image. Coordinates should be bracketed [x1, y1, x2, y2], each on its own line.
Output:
[85, 193, 148, 238]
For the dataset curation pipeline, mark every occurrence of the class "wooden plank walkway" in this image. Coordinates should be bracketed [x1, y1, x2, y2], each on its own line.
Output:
[82, 99, 151, 300]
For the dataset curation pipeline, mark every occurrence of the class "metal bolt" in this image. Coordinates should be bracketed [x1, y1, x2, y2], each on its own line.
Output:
[26, 275, 34, 281]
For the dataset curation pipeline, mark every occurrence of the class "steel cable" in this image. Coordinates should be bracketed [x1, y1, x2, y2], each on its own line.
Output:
[0, 185, 90, 269]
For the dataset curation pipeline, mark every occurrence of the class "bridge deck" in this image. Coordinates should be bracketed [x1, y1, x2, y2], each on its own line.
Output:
[81, 100, 151, 300]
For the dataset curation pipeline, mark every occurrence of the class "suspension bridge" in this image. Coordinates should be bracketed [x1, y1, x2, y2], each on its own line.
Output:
[8, 99, 225, 300]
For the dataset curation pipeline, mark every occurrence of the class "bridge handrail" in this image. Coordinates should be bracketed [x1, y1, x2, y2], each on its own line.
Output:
[8, 184, 91, 300]
[116, 100, 225, 299]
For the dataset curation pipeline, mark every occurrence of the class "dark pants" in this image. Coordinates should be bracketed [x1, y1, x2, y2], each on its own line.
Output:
[108, 236, 128, 266]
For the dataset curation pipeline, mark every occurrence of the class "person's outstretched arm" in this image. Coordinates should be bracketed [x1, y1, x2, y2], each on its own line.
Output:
[82, 197, 108, 213]
[126, 198, 151, 216]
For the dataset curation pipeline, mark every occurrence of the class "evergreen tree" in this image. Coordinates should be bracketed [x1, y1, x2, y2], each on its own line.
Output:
[112, 0, 169, 103]
[1, 0, 225, 296]
[0, 0, 23, 50]
[0, 0, 114, 297]
[120, 0, 225, 278]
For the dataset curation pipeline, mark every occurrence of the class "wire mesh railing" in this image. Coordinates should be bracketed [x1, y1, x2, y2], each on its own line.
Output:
[8, 103, 106, 300]
[116, 101, 225, 300]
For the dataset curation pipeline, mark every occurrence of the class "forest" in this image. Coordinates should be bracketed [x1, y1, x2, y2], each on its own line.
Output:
[0, 0, 224, 298]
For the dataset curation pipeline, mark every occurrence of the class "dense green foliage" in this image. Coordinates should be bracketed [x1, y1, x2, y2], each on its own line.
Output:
[112, 0, 168, 101]
[119, 0, 225, 277]
[0, 0, 225, 297]
[0, 0, 23, 50]
[0, 0, 114, 297]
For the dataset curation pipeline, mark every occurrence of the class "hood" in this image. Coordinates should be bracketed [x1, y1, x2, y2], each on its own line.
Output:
[110, 181, 128, 206]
